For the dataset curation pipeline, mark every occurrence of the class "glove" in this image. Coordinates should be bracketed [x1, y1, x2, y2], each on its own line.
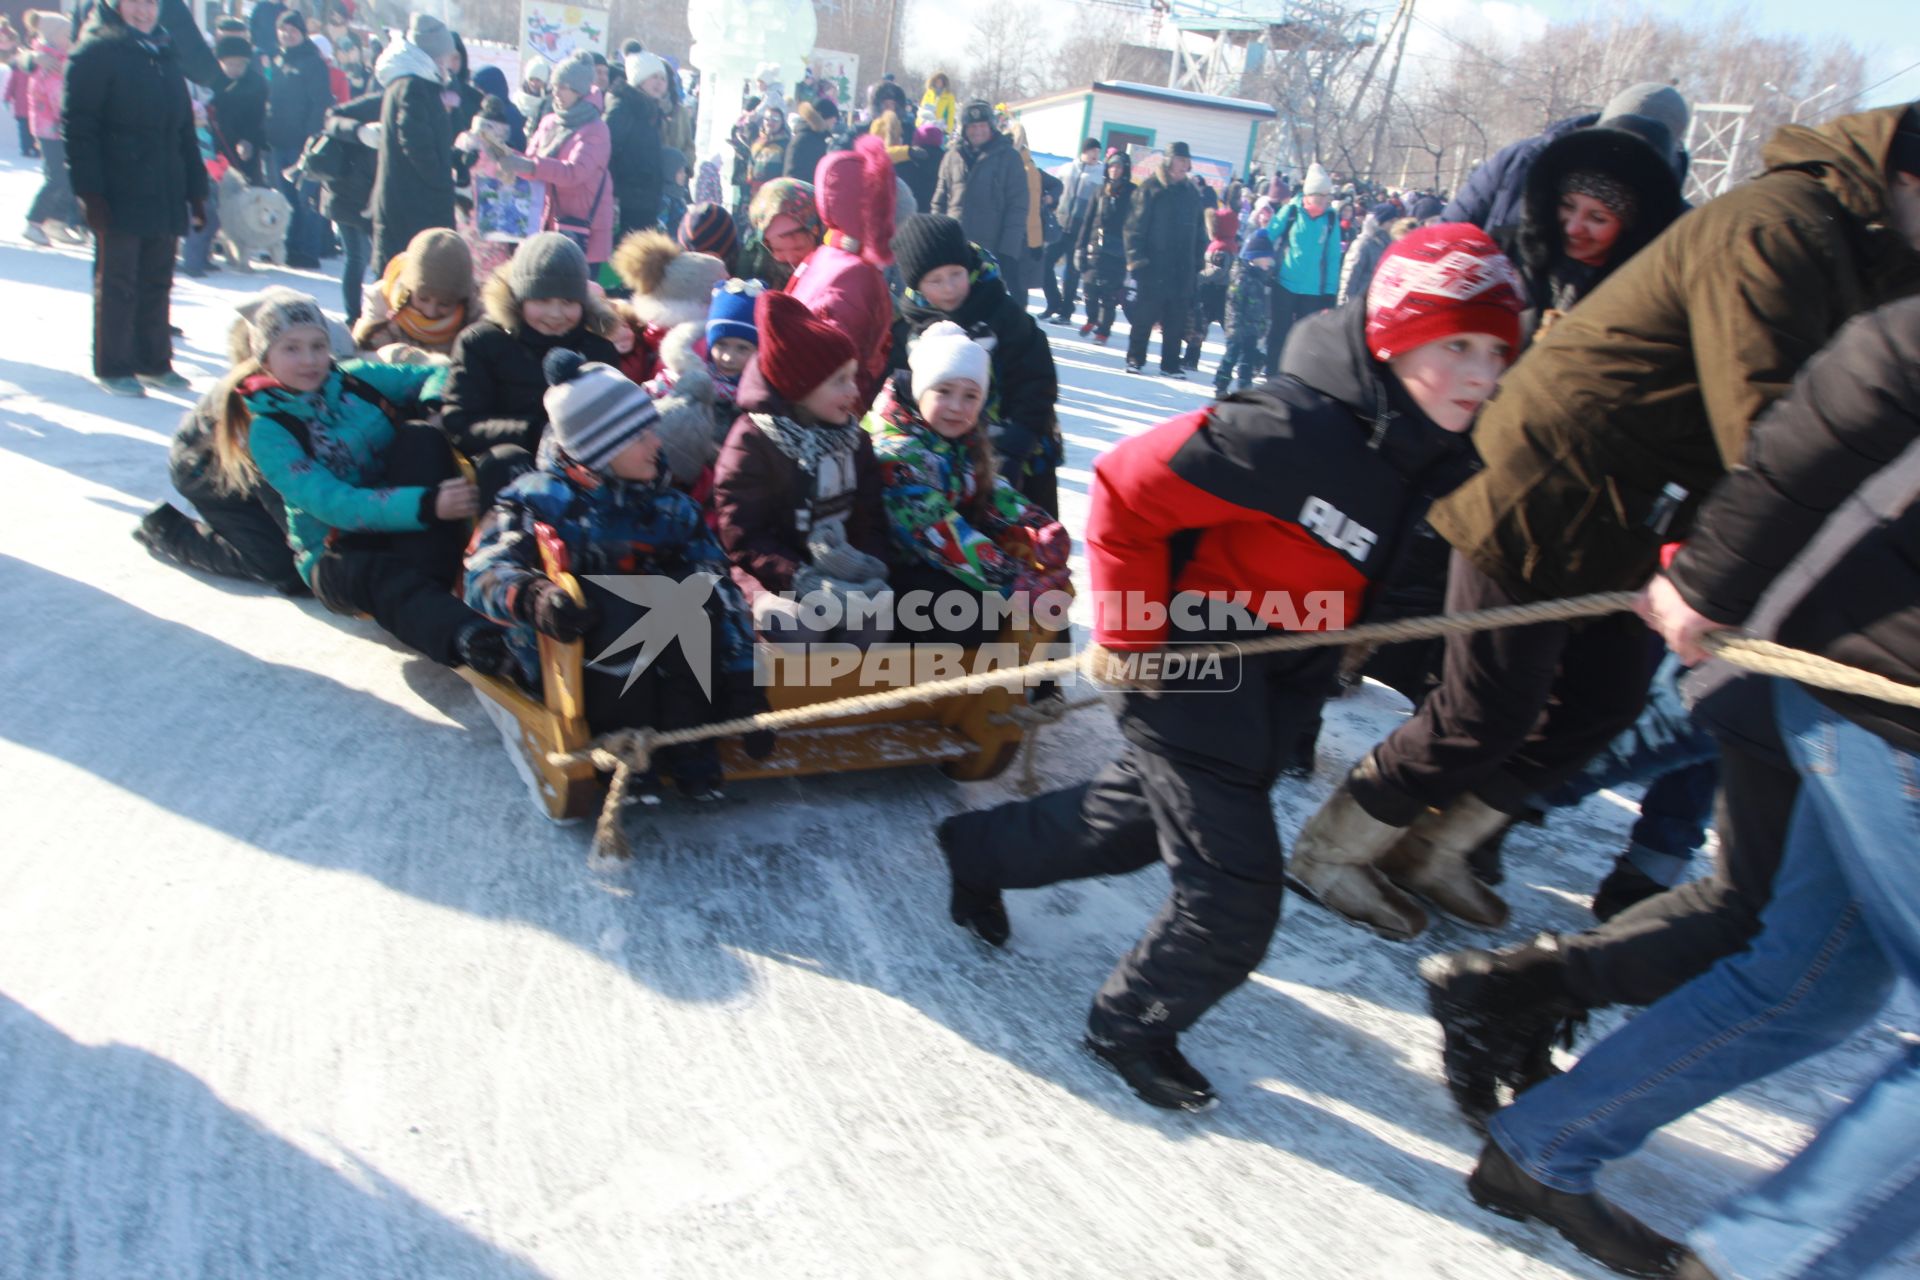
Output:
[806, 525, 889, 584]
[518, 579, 599, 642]
[189, 199, 207, 232]
[355, 122, 383, 149]
[1029, 521, 1070, 570]
[717, 675, 775, 760]
[77, 192, 110, 235]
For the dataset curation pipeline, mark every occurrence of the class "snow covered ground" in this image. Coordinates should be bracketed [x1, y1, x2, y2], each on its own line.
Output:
[1, 154, 1914, 1279]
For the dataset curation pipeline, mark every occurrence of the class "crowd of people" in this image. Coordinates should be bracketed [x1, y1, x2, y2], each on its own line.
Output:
[11, 2, 1920, 1275]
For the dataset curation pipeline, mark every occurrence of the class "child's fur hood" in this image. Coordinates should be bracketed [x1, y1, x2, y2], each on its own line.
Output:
[608, 230, 729, 331]
[656, 321, 707, 379]
[481, 268, 616, 337]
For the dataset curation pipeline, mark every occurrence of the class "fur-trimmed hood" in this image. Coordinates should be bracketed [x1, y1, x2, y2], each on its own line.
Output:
[481, 267, 616, 337]
[608, 230, 729, 331]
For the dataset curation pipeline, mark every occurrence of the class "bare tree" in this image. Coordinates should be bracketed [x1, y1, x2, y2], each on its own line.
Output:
[965, 0, 1041, 107]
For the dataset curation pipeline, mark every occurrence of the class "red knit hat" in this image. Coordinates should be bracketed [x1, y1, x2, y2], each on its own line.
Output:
[1364, 223, 1526, 361]
[754, 290, 857, 402]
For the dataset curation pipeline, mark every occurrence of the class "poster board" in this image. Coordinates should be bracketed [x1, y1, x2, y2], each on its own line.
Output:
[808, 48, 859, 108]
[519, 1, 609, 70]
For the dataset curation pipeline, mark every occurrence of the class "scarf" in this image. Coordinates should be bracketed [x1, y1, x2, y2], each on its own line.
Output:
[750, 411, 863, 534]
[537, 95, 601, 156]
[374, 38, 440, 89]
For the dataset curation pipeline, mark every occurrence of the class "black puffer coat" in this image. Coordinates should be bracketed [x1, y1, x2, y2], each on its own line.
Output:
[209, 65, 268, 184]
[62, 3, 207, 237]
[604, 80, 664, 237]
[889, 244, 1062, 476]
[1073, 171, 1133, 292]
[371, 69, 455, 273]
[1491, 122, 1686, 342]
[1124, 160, 1205, 296]
[440, 274, 623, 458]
[318, 92, 382, 232]
[265, 36, 332, 155]
[1668, 295, 1920, 753]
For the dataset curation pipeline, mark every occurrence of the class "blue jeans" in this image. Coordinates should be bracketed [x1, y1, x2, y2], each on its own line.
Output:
[1488, 679, 1920, 1279]
[180, 201, 220, 274]
[338, 223, 372, 324]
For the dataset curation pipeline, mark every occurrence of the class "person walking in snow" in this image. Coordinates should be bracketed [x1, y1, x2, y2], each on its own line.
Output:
[1072, 149, 1133, 345]
[1122, 141, 1205, 377]
[19, 10, 82, 245]
[63, 0, 207, 398]
[934, 226, 1525, 1114]
[1261, 162, 1341, 377]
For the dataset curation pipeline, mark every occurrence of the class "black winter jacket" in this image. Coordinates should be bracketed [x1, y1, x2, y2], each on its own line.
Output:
[371, 72, 454, 273]
[784, 123, 829, 184]
[1490, 123, 1686, 341]
[265, 37, 331, 154]
[1124, 163, 1205, 294]
[604, 81, 664, 236]
[889, 245, 1062, 475]
[1088, 296, 1476, 776]
[442, 318, 623, 458]
[931, 131, 1029, 280]
[62, 5, 207, 238]
[1074, 177, 1133, 284]
[1668, 296, 1920, 753]
[318, 92, 381, 231]
[210, 65, 269, 184]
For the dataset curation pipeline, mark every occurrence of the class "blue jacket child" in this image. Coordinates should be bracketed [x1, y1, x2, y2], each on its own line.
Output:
[465, 350, 770, 790]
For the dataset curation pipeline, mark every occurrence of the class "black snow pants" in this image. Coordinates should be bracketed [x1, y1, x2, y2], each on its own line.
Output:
[945, 650, 1337, 1044]
[1559, 673, 1795, 1009]
[1125, 282, 1194, 375]
[308, 424, 480, 666]
[1353, 551, 1657, 824]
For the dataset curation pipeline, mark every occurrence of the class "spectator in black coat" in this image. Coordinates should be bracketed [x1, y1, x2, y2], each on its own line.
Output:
[785, 99, 832, 183]
[1122, 142, 1205, 377]
[605, 49, 668, 239]
[209, 34, 267, 184]
[63, 0, 207, 397]
[369, 15, 457, 276]
[319, 90, 383, 322]
[247, 0, 283, 59]
[266, 11, 333, 265]
[75, 0, 217, 87]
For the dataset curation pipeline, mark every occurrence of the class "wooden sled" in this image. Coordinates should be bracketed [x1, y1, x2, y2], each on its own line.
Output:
[458, 531, 1053, 821]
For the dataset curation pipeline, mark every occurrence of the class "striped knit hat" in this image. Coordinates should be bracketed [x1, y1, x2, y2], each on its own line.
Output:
[542, 350, 659, 472]
[678, 202, 741, 271]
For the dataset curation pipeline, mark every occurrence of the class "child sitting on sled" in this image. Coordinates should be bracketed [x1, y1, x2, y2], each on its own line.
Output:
[636, 278, 763, 513]
[713, 290, 893, 646]
[205, 290, 513, 673]
[464, 349, 772, 796]
[863, 321, 1070, 646]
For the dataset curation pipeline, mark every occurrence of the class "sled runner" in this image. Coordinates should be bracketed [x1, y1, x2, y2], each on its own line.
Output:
[458, 531, 1047, 821]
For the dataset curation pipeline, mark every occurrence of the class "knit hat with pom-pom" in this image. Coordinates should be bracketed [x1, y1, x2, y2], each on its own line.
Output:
[677, 202, 741, 272]
[754, 291, 856, 403]
[542, 349, 659, 472]
[706, 279, 760, 349]
[1364, 222, 1525, 362]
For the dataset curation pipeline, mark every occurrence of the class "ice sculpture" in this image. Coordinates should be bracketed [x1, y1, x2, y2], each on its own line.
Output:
[689, 0, 818, 189]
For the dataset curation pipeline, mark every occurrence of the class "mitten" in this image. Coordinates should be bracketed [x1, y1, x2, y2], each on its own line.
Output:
[355, 122, 383, 149]
[518, 579, 599, 641]
[1029, 521, 1070, 569]
[806, 525, 888, 583]
[77, 192, 110, 235]
[1010, 564, 1071, 599]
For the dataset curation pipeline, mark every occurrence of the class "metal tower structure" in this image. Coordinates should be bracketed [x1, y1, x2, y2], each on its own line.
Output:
[1684, 103, 1754, 204]
[1159, 0, 1376, 100]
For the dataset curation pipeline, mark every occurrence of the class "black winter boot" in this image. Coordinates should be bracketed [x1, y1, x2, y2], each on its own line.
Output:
[936, 816, 1009, 947]
[1421, 940, 1584, 1132]
[1084, 1032, 1217, 1112]
[1468, 1140, 1685, 1277]
[1592, 858, 1667, 922]
[455, 619, 514, 676]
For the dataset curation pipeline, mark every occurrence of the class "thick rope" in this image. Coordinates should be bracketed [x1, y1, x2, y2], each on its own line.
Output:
[554, 588, 1920, 858]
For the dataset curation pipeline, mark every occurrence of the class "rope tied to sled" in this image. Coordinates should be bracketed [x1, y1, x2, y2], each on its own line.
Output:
[552, 589, 1920, 860]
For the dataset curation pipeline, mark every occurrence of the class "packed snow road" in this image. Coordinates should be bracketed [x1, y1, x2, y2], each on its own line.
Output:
[0, 157, 1912, 1279]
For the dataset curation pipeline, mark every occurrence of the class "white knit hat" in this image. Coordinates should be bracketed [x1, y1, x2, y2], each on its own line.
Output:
[908, 321, 991, 396]
[625, 50, 667, 87]
[1302, 163, 1333, 197]
[523, 55, 551, 86]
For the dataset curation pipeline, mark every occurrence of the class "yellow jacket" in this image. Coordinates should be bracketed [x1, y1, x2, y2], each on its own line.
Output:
[919, 88, 957, 135]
